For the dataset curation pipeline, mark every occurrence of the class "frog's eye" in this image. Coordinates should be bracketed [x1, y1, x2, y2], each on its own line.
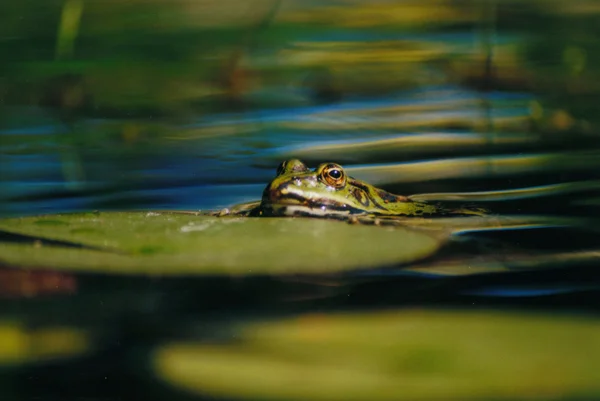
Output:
[276, 161, 287, 176]
[321, 163, 346, 188]
[276, 159, 308, 176]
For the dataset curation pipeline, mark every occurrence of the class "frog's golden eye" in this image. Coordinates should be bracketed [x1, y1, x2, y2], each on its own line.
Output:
[321, 163, 346, 188]
[276, 159, 308, 176]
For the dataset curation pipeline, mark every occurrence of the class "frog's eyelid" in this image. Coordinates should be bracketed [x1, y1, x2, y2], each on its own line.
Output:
[291, 164, 309, 173]
[293, 160, 309, 170]
[279, 159, 309, 175]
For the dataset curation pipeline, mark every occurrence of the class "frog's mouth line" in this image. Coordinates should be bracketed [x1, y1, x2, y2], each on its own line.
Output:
[262, 203, 354, 218]
[260, 198, 367, 218]
[261, 181, 369, 217]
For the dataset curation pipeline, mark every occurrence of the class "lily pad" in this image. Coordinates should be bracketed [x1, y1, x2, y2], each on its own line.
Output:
[360, 214, 586, 235]
[153, 309, 600, 401]
[0, 322, 90, 367]
[0, 212, 444, 275]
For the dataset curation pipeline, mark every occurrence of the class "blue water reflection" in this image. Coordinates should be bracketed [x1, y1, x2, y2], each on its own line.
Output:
[1, 85, 547, 216]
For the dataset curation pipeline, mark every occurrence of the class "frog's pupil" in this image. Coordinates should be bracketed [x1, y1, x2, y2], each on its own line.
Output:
[329, 169, 342, 179]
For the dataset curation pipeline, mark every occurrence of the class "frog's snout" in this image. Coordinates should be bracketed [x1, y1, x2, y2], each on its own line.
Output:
[261, 178, 297, 205]
[260, 181, 279, 204]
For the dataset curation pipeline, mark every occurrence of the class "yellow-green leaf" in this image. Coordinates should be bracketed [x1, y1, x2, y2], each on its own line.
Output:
[0, 212, 444, 276]
[153, 309, 600, 401]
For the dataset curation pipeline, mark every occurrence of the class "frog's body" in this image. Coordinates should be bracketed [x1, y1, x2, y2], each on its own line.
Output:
[220, 159, 486, 219]
[259, 159, 440, 218]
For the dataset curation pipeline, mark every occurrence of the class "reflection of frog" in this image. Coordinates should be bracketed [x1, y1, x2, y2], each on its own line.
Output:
[219, 159, 485, 219]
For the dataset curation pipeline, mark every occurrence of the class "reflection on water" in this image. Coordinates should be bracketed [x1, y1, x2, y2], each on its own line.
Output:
[1, 0, 600, 400]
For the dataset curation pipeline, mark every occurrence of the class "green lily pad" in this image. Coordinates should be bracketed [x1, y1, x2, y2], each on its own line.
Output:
[153, 309, 600, 401]
[361, 214, 584, 235]
[0, 212, 444, 275]
[0, 322, 90, 367]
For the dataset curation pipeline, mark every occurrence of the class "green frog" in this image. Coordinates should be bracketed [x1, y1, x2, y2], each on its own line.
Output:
[218, 159, 486, 219]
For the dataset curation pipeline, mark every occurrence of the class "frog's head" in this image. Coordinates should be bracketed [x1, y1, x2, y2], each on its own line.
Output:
[260, 159, 412, 217]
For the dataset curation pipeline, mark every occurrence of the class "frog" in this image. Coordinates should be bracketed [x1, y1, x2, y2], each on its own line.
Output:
[216, 159, 486, 220]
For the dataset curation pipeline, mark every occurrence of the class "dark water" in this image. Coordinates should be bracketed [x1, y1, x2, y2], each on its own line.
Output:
[2, 1, 600, 400]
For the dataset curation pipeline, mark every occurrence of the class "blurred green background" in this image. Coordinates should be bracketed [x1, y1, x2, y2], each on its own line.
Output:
[3, 0, 600, 214]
